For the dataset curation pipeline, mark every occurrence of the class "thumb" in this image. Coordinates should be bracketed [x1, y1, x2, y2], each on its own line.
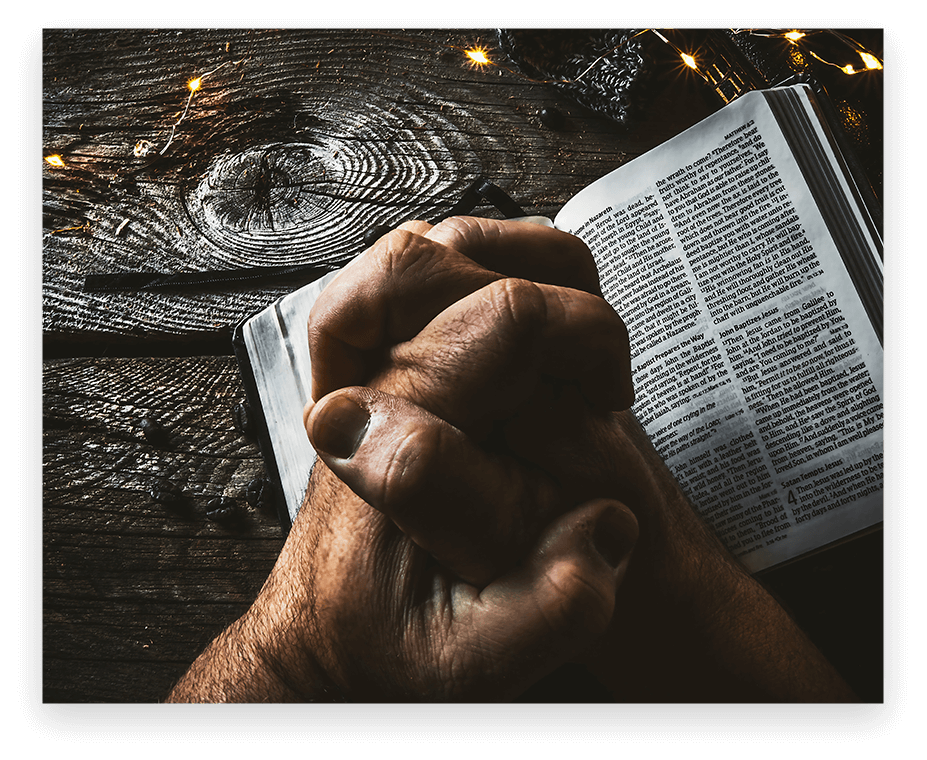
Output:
[305, 385, 554, 587]
[456, 499, 639, 700]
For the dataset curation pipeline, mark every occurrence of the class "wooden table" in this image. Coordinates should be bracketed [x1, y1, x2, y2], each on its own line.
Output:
[42, 28, 882, 702]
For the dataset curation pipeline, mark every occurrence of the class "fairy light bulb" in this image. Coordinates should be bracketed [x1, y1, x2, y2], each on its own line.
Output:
[858, 51, 882, 71]
[465, 48, 490, 65]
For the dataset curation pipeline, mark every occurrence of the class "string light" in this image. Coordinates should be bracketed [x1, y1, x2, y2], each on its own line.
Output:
[46, 31, 881, 171]
[47, 222, 90, 236]
[159, 59, 246, 156]
[647, 29, 703, 77]
[457, 30, 712, 86]
[734, 29, 882, 76]
[858, 51, 883, 71]
[460, 28, 882, 86]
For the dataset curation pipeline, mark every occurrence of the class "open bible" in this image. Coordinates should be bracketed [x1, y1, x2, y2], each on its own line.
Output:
[234, 84, 883, 574]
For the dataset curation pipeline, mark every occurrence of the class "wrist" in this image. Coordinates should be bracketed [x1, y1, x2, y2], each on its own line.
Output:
[241, 530, 349, 702]
[167, 536, 344, 702]
[588, 413, 856, 701]
[606, 410, 743, 591]
[166, 602, 340, 703]
[238, 603, 344, 702]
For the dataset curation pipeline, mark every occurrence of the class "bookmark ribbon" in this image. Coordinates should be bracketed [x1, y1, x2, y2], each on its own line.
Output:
[82, 177, 527, 293]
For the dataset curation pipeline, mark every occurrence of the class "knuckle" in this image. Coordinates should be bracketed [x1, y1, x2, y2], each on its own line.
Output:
[306, 305, 328, 350]
[375, 228, 445, 282]
[377, 423, 440, 519]
[429, 215, 486, 247]
[550, 285, 629, 342]
[484, 277, 547, 333]
[536, 229, 601, 293]
[564, 236, 602, 293]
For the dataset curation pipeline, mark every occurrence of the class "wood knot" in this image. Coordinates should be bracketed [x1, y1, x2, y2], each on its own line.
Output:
[192, 143, 339, 236]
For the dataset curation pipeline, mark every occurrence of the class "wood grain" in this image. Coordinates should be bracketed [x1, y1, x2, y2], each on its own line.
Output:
[43, 356, 285, 702]
[42, 28, 717, 348]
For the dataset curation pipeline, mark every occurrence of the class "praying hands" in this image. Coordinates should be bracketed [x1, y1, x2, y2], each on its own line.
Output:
[168, 217, 855, 702]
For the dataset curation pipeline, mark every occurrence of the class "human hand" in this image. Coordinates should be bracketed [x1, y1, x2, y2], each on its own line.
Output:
[303, 217, 636, 586]
[168, 217, 641, 702]
[168, 217, 853, 703]
[298, 217, 855, 703]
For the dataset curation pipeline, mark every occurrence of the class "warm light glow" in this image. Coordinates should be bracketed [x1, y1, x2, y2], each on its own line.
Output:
[45, 155, 65, 167]
[859, 51, 883, 70]
[465, 48, 490, 65]
[458, 29, 883, 92]
[188, 77, 202, 92]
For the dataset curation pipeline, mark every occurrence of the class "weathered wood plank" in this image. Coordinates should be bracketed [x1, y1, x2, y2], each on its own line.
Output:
[43, 356, 286, 702]
[42, 28, 717, 346]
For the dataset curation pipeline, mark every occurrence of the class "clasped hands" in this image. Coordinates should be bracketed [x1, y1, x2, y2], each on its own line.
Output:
[168, 216, 855, 703]
[279, 216, 641, 701]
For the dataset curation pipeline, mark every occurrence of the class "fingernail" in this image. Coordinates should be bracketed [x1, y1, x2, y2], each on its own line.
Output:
[311, 394, 370, 459]
[592, 505, 638, 570]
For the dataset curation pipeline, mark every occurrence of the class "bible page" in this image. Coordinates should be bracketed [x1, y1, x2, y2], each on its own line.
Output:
[555, 87, 882, 572]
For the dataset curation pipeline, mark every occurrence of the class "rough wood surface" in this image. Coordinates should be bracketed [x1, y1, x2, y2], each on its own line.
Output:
[43, 356, 284, 702]
[42, 28, 882, 703]
[43, 28, 716, 350]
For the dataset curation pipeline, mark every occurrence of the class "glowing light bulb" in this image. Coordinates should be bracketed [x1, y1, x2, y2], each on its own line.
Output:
[465, 48, 490, 65]
[859, 51, 882, 70]
[680, 52, 698, 69]
[784, 31, 806, 43]
[45, 155, 65, 167]
[187, 77, 202, 92]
